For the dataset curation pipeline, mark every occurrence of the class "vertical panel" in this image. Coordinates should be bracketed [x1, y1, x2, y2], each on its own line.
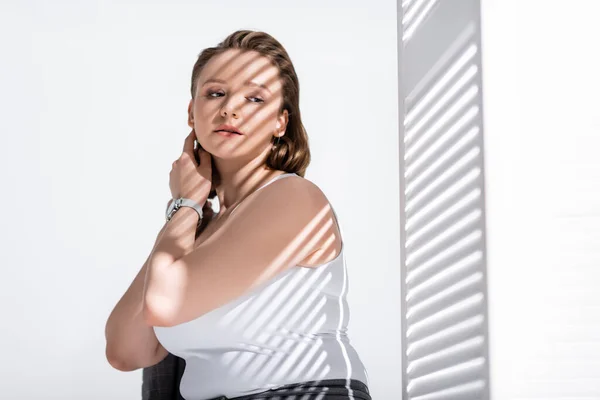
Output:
[399, 1, 490, 399]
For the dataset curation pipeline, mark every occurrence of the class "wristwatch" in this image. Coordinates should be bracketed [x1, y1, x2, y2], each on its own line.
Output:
[165, 197, 204, 222]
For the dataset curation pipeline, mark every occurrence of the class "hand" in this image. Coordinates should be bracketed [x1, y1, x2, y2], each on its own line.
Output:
[169, 130, 212, 206]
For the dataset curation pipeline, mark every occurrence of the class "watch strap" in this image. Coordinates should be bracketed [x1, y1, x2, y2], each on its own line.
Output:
[166, 197, 204, 222]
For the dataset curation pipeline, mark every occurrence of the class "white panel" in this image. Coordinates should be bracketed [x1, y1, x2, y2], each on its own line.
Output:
[399, 1, 490, 399]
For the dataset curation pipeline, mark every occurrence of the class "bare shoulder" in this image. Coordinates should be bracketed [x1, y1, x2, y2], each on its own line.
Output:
[249, 174, 331, 216]
[247, 174, 343, 267]
[265, 174, 326, 202]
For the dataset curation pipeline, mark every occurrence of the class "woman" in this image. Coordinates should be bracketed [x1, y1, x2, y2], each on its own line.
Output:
[105, 29, 371, 400]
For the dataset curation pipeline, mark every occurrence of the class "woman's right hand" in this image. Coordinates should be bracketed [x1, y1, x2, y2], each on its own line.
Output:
[169, 130, 213, 206]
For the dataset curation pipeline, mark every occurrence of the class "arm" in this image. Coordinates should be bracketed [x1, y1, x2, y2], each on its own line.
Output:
[104, 203, 173, 371]
[143, 177, 339, 327]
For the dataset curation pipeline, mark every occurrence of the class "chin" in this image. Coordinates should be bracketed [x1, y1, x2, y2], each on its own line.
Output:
[202, 143, 244, 160]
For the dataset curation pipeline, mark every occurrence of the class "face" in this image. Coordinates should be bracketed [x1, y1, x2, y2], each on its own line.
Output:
[188, 49, 288, 160]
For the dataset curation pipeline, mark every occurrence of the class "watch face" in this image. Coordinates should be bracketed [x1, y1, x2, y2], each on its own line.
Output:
[166, 199, 178, 220]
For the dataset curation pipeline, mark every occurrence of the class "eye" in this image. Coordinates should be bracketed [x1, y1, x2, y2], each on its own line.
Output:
[206, 89, 263, 103]
[207, 90, 224, 98]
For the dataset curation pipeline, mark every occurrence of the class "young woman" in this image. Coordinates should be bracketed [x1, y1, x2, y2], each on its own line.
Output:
[105, 29, 371, 400]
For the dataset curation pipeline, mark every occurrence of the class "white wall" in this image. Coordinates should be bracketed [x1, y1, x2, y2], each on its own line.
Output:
[0, 1, 401, 399]
[481, 1, 600, 398]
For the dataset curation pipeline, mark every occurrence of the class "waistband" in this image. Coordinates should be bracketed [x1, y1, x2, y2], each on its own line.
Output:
[206, 379, 371, 400]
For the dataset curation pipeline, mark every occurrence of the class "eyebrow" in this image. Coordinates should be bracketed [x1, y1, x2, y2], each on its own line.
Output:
[202, 78, 271, 93]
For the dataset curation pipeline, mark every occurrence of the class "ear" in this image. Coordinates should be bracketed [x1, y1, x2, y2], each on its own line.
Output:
[187, 99, 194, 129]
[276, 109, 289, 136]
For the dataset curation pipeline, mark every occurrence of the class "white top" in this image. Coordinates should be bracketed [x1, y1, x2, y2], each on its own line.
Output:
[153, 173, 369, 400]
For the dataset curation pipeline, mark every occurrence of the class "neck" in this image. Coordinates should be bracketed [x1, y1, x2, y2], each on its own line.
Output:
[212, 147, 283, 214]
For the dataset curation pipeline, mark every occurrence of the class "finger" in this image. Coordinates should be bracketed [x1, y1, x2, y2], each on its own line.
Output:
[193, 145, 201, 164]
[196, 147, 212, 171]
[183, 130, 195, 155]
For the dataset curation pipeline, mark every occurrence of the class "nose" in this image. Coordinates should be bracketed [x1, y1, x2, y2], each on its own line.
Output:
[220, 99, 241, 119]
[221, 109, 239, 119]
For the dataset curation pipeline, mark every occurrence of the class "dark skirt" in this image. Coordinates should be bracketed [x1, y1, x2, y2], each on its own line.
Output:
[205, 379, 372, 400]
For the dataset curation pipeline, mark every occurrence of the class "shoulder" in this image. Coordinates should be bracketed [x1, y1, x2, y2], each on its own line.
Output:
[226, 174, 328, 237]
[244, 173, 331, 217]
[244, 173, 342, 266]
[266, 173, 326, 200]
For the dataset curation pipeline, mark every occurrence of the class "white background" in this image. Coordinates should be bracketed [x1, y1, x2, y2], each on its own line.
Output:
[0, 1, 401, 399]
[481, 0, 600, 398]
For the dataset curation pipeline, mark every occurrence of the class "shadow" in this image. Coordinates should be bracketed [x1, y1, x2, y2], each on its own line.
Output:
[399, 1, 489, 398]
[143, 48, 359, 391]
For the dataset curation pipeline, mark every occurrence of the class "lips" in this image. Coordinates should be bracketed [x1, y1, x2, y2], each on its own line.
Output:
[214, 124, 243, 135]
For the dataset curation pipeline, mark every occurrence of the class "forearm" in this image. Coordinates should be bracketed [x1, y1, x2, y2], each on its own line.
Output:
[148, 207, 199, 268]
[105, 223, 170, 370]
[144, 207, 200, 325]
[105, 260, 160, 370]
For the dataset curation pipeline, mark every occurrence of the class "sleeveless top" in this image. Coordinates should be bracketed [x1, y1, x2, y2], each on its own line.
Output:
[153, 173, 369, 400]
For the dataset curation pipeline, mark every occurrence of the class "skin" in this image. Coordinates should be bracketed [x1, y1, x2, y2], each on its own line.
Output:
[105, 49, 343, 371]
